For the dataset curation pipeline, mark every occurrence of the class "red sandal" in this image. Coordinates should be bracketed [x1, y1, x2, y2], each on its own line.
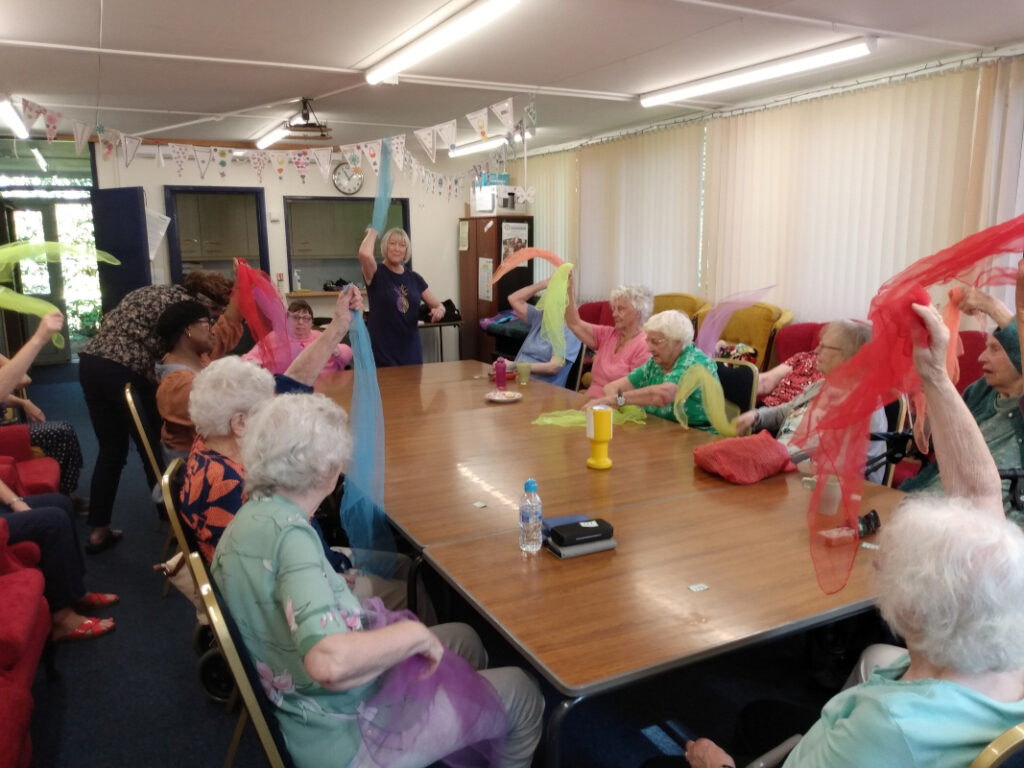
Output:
[54, 616, 116, 643]
[77, 592, 119, 609]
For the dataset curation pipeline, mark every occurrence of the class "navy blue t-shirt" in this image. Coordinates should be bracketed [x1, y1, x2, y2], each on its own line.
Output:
[366, 265, 428, 367]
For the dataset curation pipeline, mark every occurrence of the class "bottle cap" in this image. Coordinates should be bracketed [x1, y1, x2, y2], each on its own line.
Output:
[524, 478, 537, 492]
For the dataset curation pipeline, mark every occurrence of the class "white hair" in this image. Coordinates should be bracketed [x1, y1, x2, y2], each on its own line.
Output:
[610, 285, 654, 323]
[875, 496, 1024, 674]
[380, 227, 412, 263]
[241, 394, 352, 497]
[188, 356, 276, 438]
[823, 319, 872, 360]
[643, 310, 694, 347]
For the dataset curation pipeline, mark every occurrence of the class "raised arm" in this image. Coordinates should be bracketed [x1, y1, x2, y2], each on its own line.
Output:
[357, 229, 379, 286]
[507, 279, 548, 323]
[284, 286, 362, 386]
[0, 312, 63, 402]
[564, 270, 597, 349]
[912, 302, 1004, 518]
[957, 286, 1014, 329]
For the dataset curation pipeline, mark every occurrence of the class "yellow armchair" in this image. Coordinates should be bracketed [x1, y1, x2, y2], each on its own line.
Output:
[694, 301, 793, 370]
[652, 293, 711, 332]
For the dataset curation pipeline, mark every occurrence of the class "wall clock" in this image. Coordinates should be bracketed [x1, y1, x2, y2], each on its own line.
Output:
[332, 161, 364, 195]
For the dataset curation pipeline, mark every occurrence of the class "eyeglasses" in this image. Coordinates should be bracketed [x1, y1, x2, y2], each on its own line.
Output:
[288, 313, 314, 323]
[647, 336, 671, 346]
[815, 343, 843, 353]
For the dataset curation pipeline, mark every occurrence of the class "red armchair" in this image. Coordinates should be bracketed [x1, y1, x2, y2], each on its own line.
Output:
[0, 518, 50, 768]
[0, 425, 60, 496]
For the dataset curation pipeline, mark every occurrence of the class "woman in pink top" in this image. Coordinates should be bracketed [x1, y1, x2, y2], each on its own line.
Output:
[566, 276, 653, 396]
[243, 299, 353, 374]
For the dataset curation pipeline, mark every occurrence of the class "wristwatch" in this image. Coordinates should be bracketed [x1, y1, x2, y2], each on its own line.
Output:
[616, 391, 627, 408]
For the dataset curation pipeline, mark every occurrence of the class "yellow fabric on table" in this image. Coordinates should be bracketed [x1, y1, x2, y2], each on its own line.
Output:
[532, 405, 647, 427]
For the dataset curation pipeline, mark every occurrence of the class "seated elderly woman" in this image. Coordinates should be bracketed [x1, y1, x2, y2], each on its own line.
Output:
[584, 309, 718, 427]
[155, 298, 243, 454]
[735, 320, 887, 482]
[564, 275, 653, 396]
[494, 278, 582, 387]
[211, 393, 544, 768]
[243, 298, 353, 375]
[657, 304, 1024, 768]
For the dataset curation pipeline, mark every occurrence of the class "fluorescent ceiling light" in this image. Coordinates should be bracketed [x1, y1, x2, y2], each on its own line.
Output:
[31, 148, 47, 171]
[640, 37, 876, 108]
[0, 97, 29, 139]
[366, 0, 520, 85]
[448, 136, 509, 158]
[255, 124, 289, 149]
[512, 129, 533, 143]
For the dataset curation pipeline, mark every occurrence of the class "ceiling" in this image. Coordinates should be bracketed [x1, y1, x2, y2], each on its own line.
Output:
[2, 0, 1024, 160]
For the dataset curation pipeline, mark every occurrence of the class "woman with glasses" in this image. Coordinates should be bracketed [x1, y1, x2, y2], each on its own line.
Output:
[583, 309, 719, 427]
[242, 299, 353, 375]
[154, 299, 243, 455]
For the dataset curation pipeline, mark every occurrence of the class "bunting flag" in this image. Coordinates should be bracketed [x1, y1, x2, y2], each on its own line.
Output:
[193, 146, 213, 179]
[490, 98, 514, 132]
[20, 99, 44, 126]
[435, 120, 457, 152]
[270, 151, 288, 181]
[311, 147, 334, 181]
[249, 150, 269, 182]
[359, 140, 382, 176]
[413, 126, 436, 163]
[465, 108, 488, 138]
[168, 143, 191, 176]
[98, 127, 121, 160]
[524, 100, 537, 129]
[289, 149, 311, 183]
[157, 144, 166, 167]
[43, 110, 62, 142]
[340, 144, 362, 173]
[389, 135, 406, 171]
[212, 147, 231, 178]
[72, 120, 91, 154]
[410, 156, 423, 184]
[122, 135, 143, 167]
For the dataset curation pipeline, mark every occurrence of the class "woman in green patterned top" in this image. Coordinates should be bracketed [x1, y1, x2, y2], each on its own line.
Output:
[584, 309, 718, 427]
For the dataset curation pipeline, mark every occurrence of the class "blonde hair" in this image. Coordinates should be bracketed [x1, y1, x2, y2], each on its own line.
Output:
[380, 228, 412, 263]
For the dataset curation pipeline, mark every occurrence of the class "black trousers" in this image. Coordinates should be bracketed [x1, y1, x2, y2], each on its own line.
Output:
[3, 493, 84, 613]
[79, 353, 161, 529]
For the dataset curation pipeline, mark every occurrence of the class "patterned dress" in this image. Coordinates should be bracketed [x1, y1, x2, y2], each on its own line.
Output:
[181, 439, 245, 564]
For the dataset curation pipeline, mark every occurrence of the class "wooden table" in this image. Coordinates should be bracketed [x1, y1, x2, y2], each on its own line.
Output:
[324, 361, 905, 766]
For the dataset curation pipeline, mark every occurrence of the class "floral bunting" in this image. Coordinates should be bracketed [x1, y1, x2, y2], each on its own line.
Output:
[434, 120, 457, 152]
[97, 127, 121, 160]
[289, 149, 310, 183]
[466, 108, 488, 139]
[168, 143, 191, 176]
[359, 140, 382, 176]
[270, 151, 287, 181]
[249, 150, 269, 182]
[122, 134, 142, 167]
[339, 144, 361, 173]
[413, 126, 436, 163]
[490, 98, 514, 131]
[389, 135, 406, 171]
[21, 99, 44, 126]
[72, 120, 91, 154]
[212, 148, 231, 177]
[44, 110, 62, 142]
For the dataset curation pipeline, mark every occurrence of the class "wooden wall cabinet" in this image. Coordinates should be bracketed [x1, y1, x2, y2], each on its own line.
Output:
[457, 215, 533, 362]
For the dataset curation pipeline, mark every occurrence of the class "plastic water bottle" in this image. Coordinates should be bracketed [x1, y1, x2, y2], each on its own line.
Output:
[519, 478, 543, 553]
[494, 357, 506, 390]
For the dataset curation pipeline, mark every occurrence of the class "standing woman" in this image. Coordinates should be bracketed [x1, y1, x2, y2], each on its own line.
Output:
[358, 227, 444, 367]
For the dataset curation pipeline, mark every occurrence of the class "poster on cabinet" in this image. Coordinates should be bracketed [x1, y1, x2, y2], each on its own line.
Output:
[501, 222, 529, 264]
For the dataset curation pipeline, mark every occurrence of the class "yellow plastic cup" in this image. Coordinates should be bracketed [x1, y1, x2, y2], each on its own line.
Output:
[516, 362, 531, 386]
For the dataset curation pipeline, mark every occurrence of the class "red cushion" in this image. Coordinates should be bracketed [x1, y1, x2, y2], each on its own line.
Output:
[773, 322, 824, 364]
[13, 457, 59, 496]
[0, 678, 34, 768]
[0, 426, 33, 463]
[693, 430, 796, 484]
[0, 569, 45, 672]
[579, 301, 614, 326]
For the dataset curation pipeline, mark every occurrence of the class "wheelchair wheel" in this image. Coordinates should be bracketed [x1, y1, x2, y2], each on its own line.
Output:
[197, 647, 234, 703]
[192, 622, 215, 656]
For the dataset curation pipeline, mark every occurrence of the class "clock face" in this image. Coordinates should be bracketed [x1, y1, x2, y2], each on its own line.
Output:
[332, 162, 364, 195]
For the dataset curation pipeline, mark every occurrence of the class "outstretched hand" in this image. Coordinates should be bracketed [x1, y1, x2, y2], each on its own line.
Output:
[36, 311, 64, 339]
[911, 302, 950, 386]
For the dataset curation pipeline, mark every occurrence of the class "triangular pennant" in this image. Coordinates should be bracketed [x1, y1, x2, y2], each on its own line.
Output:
[168, 143, 191, 176]
[289, 149, 311, 184]
[249, 150, 269, 183]
[311, 147, 334, 181]
[339, 144, 362, 173]
[157, 144, 166, 167]
[465, 108, 488, 139]
[97, 127, 121, 161]
[524, 101, 537, 129]
[270, 151, 288, 181]
[72, 120, 92, 154]
[212, 147, 232, 178]
[122, 135, 142, 167]
[434, 120, 457, 152]
[413, 127, 435, 163]
[410, 157, 422, 184]
[389, 135, 406, 171]
[43, 110, 62, 142]
[193, 146, 213, 179]
[20, 99, 44, 126]
[490, 98, 514, 132]
[359, 140, 382, 176]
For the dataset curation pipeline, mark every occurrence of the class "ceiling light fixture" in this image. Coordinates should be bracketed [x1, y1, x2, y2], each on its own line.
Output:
[512, 129, 533, 143]
[31, 148, 47, 171]
[448, 135, 509, 158]
[0, 97, 29, 139]
[366, 0, 520, 85]
[255, 123, 289, 149]
[640, 37, 876, 108]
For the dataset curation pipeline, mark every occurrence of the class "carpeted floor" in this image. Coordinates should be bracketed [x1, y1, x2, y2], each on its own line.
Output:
[26, 359, 853, 768]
